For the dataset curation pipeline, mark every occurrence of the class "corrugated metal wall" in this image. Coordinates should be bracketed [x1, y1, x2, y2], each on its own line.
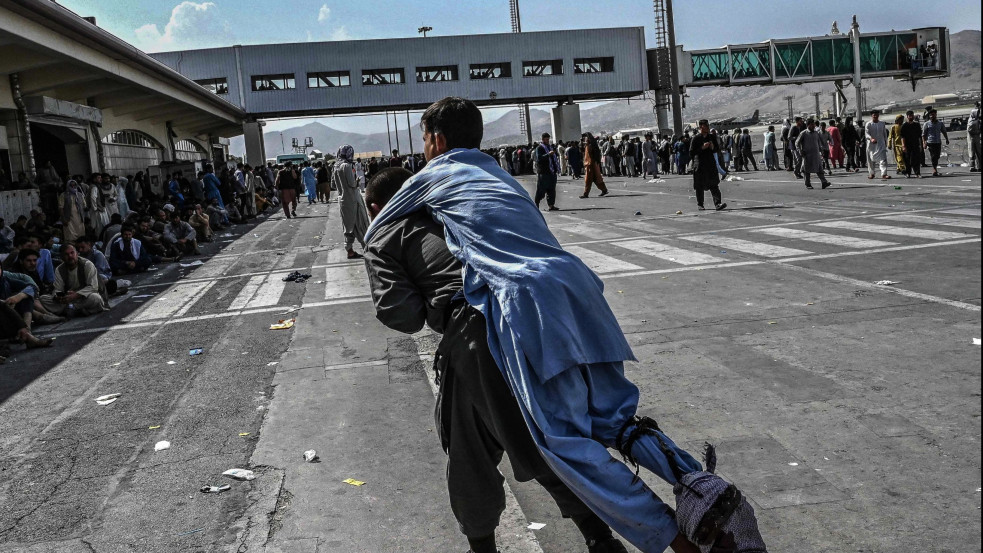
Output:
[151, 27, 648, 117]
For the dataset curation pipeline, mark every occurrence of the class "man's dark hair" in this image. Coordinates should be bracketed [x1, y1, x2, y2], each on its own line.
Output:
[75, 236, 93, 245]
[906, 110, 915, 116]
[13, 235, 31, 247]
[420, 97, 483, 149]
[541, 132, 550, 140]
[365, 168, 413, 209]
[121, 223, 136, 233]
[17, 248, 39, 261]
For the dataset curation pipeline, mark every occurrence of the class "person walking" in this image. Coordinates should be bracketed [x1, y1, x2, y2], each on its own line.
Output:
[641, 132, 658, 178]
[763, 126, 778, 170]
[739, 128, 758, 171]
[842, 116, 860, 172]
[789, 118, 805, 178]
[864, 110, 890, 180]
[889, 114, 907, 175]
[689, 120, 727, 211]
[301, 161, 318, 204]
[581, 133, 609, 199]
[275, 162, 300, 218]
[534, 133, 561, 211]
[796, 119, 832, 189]
[922, 108, 949, 176]
[900, 110, 923, 178]
[781, 119, 794, 170]
[331, 145, 369, 259]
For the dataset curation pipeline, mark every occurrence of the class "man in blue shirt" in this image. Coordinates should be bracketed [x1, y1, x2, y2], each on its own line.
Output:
[534, 132, 561, 211]
[301, 161, 318, 204]
[2, 235, 54, 290]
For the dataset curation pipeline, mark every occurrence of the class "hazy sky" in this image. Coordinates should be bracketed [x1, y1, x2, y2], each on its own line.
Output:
[59, 0, 981, 133]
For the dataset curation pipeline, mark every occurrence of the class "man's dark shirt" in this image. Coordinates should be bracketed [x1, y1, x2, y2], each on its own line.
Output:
[900, 121, 923, 149]
[364, 211, 463, 334]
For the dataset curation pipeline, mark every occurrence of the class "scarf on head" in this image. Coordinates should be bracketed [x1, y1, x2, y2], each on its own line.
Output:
[365, 148, 634, 386]
[63, 180, 84, 222]
[336, 145, 354, 162]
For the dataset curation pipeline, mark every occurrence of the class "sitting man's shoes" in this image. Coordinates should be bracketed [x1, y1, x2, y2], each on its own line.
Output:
[38, 313, 67, 325]
[587, 537, 629, 553]
[26, 336, 54, 349]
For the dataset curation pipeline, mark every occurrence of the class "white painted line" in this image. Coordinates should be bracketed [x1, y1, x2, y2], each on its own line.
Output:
[751, 227, 897, 249]
[874, 214, 982, 229]
[187, 255, 236, 280]
[174, 281, 218, 317]
[564, 245, 644, 274]
[228, 275, 265, 311]
[326, 248, 359, 264]
[678, 235, 811, 258]
[274, 251, 299, 269]
[246, 272, 291, 308]
[556, 223, 628, 241]
[940, 208, 981, 217]
[322, 359, 388, 371]
[614, 239, 725, 265]
[130, 281, 214, 322]
[813, 221, 970, 240]
[324, 264, 369, 300]
[411, 336, 543, 553]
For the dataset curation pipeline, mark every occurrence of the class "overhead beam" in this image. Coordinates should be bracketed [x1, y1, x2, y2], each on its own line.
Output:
[17, 62, 105, 95]
[52, 79, 130, 103]
[0, 45, 59, 73]
[110, 97, 172, 116]
[131, 104, 196, 121]
[90, 89, 156, 110]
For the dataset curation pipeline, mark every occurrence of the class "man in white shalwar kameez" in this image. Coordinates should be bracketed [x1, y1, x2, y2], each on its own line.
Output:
[864, 110, 890, 179]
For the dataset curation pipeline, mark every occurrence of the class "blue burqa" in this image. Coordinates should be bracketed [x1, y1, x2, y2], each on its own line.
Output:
[366, 148, 702, 552]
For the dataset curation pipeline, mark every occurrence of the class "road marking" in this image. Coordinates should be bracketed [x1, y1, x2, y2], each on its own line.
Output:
[874, 214, 982, 229]
[614, 239, 725, 265]
[186, 255, 236, 280]
[564, 245, 643, 274]
[812, 221, 970, 240]
[678, 235, 811, 258]
[130, 281, 215, 322]
[556, 222, 629, 241]
[751, 227, 896, 249]
[229, 275, 265, 311]
[325, 264, 369, 300]
[274, 251, 299, 269]
[940, 208, 981, 217]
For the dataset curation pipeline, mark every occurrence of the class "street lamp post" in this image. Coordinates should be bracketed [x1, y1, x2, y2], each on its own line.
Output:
[417, 26, 432, 37]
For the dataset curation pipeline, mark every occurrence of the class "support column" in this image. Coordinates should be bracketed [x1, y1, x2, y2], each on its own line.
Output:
[850, 15, 863, 119]
[243, 120, 266, 167]
[550, 103, 581, 145]
[665, 0, 684, 135]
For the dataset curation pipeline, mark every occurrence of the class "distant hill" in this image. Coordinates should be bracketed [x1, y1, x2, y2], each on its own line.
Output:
[232, 29, 979, 156]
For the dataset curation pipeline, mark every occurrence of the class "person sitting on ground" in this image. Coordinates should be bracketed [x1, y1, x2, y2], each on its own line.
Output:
[76, 237, 130, 300]
[8, 248, 65, 326]
[162, 211, 199, 256]
[109, 224, 152, 275]
[0, 264, 53, 360]
[2, 235, 55, 290]
[101, 213, 123, 247]
[187, 204, 213, 243]
[136, 217, 179, 261]
[39, 244, 107, 318]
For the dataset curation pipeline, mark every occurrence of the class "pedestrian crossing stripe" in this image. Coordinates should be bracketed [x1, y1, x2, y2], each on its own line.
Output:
[939, 208, 981, 217]
[324, 264, 370, 300]
[751, 227, 897, 249]
[613, 239, 725, 265]
[130, 281, 216, 322]
[229, 272, 292, 310]
[564, 245, 643, 274]
[678, 234, 811, 258]
[556, 222, 629, 241]
[813, 220, 970, 240]
[874, 214, 982, 229]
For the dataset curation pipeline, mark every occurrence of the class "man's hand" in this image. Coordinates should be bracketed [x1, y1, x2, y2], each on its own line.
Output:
[870, 138, 877, 144]
[4, 292, 26, 306]
[670, 533, 702, 553]
[126, 261, 136, 269]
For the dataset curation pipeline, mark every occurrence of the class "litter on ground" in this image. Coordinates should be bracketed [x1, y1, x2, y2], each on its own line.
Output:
[222, 468, 256, 481]
[270, 318, 296, 330]
[238, 432, 251, 437]
[342, 478, 365, 486]
[154, 441, 171, 451]
[179, 260, 204, 267]
[303, 450, 320, 463]
[875, 280, 900, 286]
[189, 348, 204, 356]
[675, 210, 683, 215]
[725, 175, 744, 182]
[974, 338, 981, 346]
[527, 522, 547, 530]
[166, 360, 177, 365]
[95, 393, 121, 405]
[149, 425, 161, 430]
[267, 361, 278, 366]
[200, 485, 231, 494]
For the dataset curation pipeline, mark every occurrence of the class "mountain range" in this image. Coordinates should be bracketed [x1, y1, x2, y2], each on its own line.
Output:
[231, 29, 979, 157]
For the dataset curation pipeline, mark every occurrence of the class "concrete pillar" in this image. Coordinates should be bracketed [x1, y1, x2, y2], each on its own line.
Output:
[550, 103, 582, 145]
[243, 121, 266, 166]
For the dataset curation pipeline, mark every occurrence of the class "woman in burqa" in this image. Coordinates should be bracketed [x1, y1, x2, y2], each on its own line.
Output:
[330, 145, 369, 259]
[61, 179, 86, 243]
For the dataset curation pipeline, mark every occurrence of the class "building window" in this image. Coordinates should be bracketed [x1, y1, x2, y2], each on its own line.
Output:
[416, 65, 459, 83]
[469, 62, 512, 80]
[251, 74, 296, 91]
[522, 59, 563, 76]
[574, 57, 614, 74]
[194, 78, 229, 95]
[308, 71, 351, 88]
[362, 68, 405, 86]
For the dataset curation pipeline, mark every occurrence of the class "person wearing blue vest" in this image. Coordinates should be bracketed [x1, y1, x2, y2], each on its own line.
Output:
[366, 97, 766, 553]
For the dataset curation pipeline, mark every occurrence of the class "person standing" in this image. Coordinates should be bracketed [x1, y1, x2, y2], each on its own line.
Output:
[763, 126, 778, 170]
[641, 132, 658, 178]
[331, 145, 370, 259]
[739, 128, 758, 171]
[796, 119, 832, 189]
[841, 116, 860, 172]
[967, 101, 980, 172]
[889, 114, 907, 175]
[922, 109, 949, 176]
[565, 141, 583, 179]
[828, 119, 844, 170]
[689, 120, 727, 211]
[818, 122, 832, 175]
[557, 142, 568, 177]
[534, 133, 560, 211]
[864, 110, 890, 180]
[355, 158, 367, 190]
[581, 133, 608, 199]
[301, 161, 318, 204]
[60, 179, 86, 243]
[900, 110, 923, 178]
[315, 161, 331, 203]
[788, 118, 805, 178]
[275, 162, 300, 218]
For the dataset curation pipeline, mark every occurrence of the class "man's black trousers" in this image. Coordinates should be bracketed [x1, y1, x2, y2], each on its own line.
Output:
[534, 172, 557, 207]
